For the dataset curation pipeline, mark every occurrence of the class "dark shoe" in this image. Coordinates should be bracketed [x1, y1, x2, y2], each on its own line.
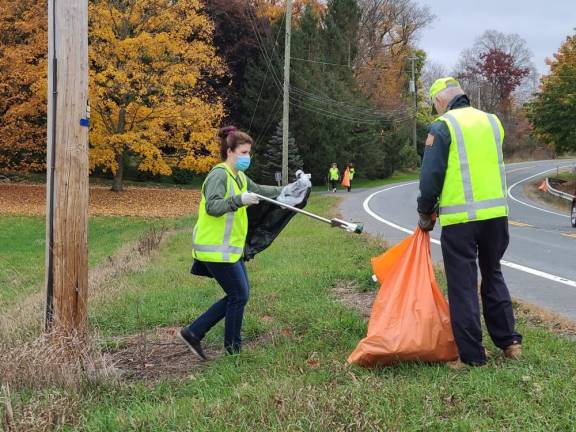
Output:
[225, 344, 241, 356]
[179, 328, 207, 360]
[447, 358, 469, 370]
[503, 342, 522, 360]
[447, 358, 487, 370]
[448, 348, 490, 370]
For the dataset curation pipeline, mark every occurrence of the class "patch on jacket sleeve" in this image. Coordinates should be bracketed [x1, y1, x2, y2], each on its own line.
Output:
[425, 134, 435, 146]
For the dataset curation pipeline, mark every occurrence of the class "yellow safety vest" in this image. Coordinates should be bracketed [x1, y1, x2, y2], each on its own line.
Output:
[192, 163, 248, 263]
[437, 107, 508, 226]
[329, 168, 339, 180]
[349, 168, 355, 180]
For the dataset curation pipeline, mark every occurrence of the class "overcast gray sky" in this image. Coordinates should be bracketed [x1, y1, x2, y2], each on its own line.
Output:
[415, 0, 576, 75]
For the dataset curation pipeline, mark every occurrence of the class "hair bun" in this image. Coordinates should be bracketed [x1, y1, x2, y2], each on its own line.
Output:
[218, 126, 237, 139]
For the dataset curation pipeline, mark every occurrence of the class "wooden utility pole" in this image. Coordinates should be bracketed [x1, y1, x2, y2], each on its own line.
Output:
[282, 0, 293, 186]
[477, 80, 482, 110]
[408, 56, 418, 152]
[45, 0, 90, 333]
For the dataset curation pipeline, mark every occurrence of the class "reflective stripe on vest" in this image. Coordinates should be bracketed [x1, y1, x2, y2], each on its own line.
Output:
[487, 113, 507, 200]
[192, 164, 248, 262]
[438, 108, 508, 226]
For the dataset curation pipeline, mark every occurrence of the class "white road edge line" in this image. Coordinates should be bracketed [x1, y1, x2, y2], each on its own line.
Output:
[363, 182, 576, 289]
[507, 166, 572, 219]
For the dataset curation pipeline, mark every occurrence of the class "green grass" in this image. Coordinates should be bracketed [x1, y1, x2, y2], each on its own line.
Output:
[70, 199, 576, 429]
[5, 197, 576, 430]
[552, 171, 576, 189]
[312, 170, 420, 192]
[0, 215, 188, 310]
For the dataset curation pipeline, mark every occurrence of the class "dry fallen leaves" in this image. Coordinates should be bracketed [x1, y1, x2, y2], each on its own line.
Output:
[0, 184, 200, 218]
[307, 359, 320, 368]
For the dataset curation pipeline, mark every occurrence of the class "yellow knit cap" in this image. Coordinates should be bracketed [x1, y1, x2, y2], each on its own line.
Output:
[429, 77, 461, 101]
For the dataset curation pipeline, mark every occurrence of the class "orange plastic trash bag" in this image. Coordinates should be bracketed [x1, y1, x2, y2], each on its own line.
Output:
[341, 169, 351, 188]
[348, 227, 458, 366]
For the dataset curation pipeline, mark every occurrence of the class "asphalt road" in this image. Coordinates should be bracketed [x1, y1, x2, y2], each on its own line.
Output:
[338, 159, 576, 320]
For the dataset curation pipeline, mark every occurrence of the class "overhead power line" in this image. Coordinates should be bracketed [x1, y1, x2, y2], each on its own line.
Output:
[244, 3, 415, 125]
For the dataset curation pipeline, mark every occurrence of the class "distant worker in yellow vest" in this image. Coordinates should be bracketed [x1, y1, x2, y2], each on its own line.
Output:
[180, 126, 283, 359]
[328, 163, 340, 193]
[418, 77, 522, 369]
[344, 163, 355, 192]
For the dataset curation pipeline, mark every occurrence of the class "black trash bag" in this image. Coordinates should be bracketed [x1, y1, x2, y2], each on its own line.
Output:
[243, 188, 311, 261]
[191, 259, 212, 277]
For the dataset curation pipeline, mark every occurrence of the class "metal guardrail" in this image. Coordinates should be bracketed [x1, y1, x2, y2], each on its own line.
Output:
[545, 177, 575, 201]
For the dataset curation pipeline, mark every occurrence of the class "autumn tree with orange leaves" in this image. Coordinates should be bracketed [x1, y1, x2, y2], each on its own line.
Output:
[355, 0, 433, 110]
[89, 0, 226, 191]
[0, 0, 48, 172]
[529, 32, 576, 155]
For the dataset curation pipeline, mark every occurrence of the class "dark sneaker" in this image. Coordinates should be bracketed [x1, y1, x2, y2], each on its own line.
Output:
[448, 349, 490, 370]
[179, 328, 207, 360]
[447, 358, 468, 370]
[448, 358, 487, 370]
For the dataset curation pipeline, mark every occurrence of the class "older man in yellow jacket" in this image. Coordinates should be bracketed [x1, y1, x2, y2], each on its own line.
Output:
[417, 77, 522, 369]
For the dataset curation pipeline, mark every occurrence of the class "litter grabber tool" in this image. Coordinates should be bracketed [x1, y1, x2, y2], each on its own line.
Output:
[253, 193, 364, 234]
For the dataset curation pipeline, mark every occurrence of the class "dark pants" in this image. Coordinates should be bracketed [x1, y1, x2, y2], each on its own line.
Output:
[441, 217, 522, 365]
[330, 180, 337, 190]
[347, 180, 352, 192]
[187, 260, 250, 353]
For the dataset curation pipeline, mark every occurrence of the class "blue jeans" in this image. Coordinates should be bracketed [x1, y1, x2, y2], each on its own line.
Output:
[187, 260, 250, 353]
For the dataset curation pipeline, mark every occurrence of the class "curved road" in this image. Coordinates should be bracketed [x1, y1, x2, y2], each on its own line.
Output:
[339, 160, 576, 320]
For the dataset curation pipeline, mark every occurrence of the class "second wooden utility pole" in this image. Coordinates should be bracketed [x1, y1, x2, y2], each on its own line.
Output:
[45, 0, 90, 334]
[408, 56, 418, 152]
[282, 0, 293, 186]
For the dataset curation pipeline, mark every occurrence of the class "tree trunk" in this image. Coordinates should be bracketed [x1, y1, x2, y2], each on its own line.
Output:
[111, 107, 126, 193]
[112, 151, 125, 192]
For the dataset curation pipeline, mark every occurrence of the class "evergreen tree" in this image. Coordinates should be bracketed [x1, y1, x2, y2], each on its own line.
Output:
[289, 0, 378, 183]
[258, 121, 303, 184]
[241, 0, 417, 183]
[239, 10, 284, 181]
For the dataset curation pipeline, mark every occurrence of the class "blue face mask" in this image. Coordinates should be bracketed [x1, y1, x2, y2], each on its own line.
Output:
[235, 155, 251, 171]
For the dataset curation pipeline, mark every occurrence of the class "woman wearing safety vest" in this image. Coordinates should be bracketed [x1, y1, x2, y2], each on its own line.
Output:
[180, 126, 283, 359]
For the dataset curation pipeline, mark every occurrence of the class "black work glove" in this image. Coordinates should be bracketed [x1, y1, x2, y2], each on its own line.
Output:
[418, 212, 436, 232]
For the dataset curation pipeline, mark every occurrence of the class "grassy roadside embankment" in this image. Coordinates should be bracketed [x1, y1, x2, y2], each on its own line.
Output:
[2, 196, 576, 431]
[0, 216, 166, 309]
[523, 175, 574, 214]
